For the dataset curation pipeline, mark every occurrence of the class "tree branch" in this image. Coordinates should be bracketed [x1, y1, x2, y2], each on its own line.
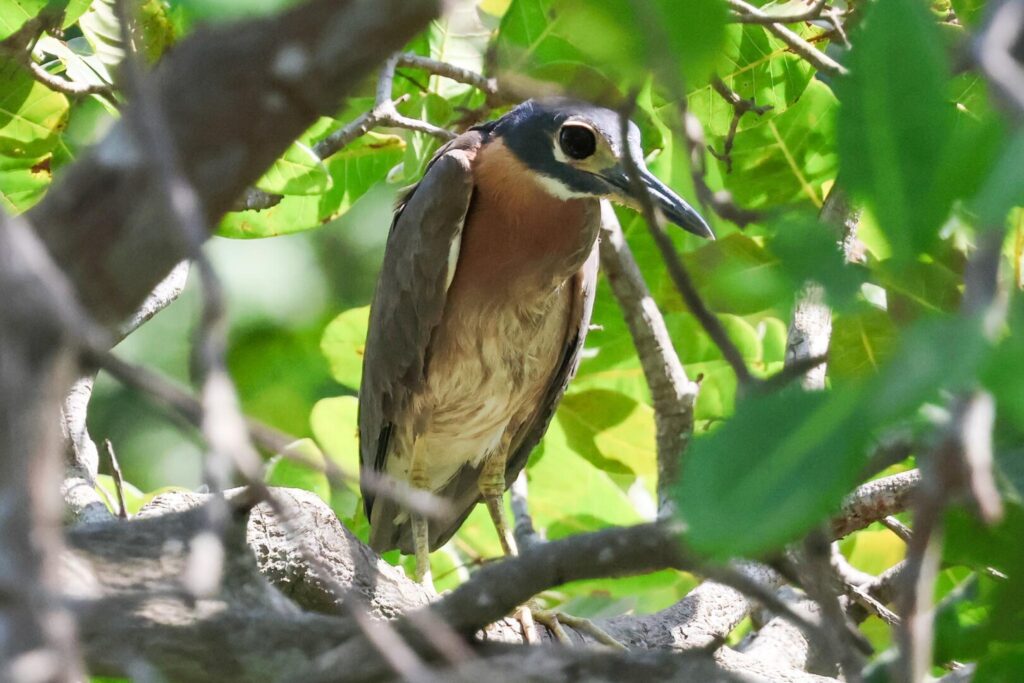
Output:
[598, 204, 699, 510]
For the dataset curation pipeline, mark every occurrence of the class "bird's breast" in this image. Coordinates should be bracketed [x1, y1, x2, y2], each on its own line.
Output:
[390, 280, 575, 491]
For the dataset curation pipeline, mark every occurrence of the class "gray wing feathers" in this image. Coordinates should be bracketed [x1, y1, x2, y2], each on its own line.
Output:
[359, 144, 477, 529]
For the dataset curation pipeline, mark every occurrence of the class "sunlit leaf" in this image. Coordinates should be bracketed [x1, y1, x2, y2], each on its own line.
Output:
[320, 306, 370, 390]
[255, 141, 331, 196]
[555, 389, 656, 478]
[0, 152, 51, 212]
[726, 79, 838, 210]
[0, 57, 69, 157]
[218, 131, 403, 238]
[497, 0, 726, 92]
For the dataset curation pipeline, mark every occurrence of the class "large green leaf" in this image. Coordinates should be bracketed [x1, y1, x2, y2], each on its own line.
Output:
[726, 79, 838, 210]
[0, 57, 69, 157]
[320, 305, 370, 391]
[836, 0, 955, 260]
[555, 389, 656, 478]
[255, 141, 331, 196]
[676, 315, 991, 558]
[676, 386, 869, 558]
[687, 22, 818, 137]
[0, 0, 46, 40]
[79, 0, 173, 69]
[497, 0, 726, 93]
[218, 131, 402, 238]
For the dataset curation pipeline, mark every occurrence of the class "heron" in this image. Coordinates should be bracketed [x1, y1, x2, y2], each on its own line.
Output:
[358, 98, 713, 594]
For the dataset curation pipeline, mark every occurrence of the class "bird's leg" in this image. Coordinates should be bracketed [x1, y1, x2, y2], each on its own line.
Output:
[479, 448, 626, 650]
[480, 450, 517, 556]
[410, 440, 433, 588]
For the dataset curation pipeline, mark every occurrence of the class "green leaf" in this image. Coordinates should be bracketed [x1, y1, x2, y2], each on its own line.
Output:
[836, 0, 956, 260]
[676, 387, 869, 558]
[497, 0, 726, 92]
[768, 211, 863, 311]
[555, 389, 656, 478]
[94, 473, 146, 515]
[309, 396, 363, 521]
[218, 131, 403, 238]
[309, 396, 360, 477]
[0, 57, 69, 157]
[950, 0, 987, 26]
[829, 304, 898, 380]
[0, 0, 46, 41]
[676, 314, 991, 558]
[0, 152, 51, 212]
[687, 22, 817, 137]
[255, 141, 331, 196]
[725, 78, 838, 210]
[265, 438, 330, 503]
[320, 306, 369, 390]
[972, 129, 1024, 228]
[528, 424, 648, 528]
[80, 0, 174, 70]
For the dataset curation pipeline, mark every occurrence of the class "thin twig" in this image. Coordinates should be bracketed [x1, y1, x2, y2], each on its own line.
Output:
[598, 205, 699, 511]
[729, 0, 829, 25]
[707, 76, 772, 173]
[397, 52, 502, 100]
[315, 55, 454, 162]
[103, 439, 128, 519]
[757, 353, 828, 393]
[727, 0, 848, 77]
[25, 59, 113, 96]
[881, 516, 912, 543]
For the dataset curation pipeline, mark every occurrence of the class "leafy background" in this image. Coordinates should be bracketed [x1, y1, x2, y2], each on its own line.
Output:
[2, 0, 1023, 677]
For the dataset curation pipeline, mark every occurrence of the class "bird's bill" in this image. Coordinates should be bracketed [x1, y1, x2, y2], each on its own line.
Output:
[638, 170, 715, 240]
[603, 168, 715, 240]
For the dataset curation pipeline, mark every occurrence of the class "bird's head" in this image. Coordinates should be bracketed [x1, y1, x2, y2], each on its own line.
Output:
[493, 98, 714, 240]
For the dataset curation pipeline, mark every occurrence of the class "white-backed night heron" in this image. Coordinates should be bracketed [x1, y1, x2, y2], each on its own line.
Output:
[359, 99, 713, 587]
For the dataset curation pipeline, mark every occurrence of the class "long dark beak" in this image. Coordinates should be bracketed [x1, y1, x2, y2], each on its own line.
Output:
[603, 167, 715, 240]
[638, 169, 715, 239]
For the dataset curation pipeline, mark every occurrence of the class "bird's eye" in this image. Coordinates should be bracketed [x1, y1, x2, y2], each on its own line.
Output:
[558, 124, 597, 160]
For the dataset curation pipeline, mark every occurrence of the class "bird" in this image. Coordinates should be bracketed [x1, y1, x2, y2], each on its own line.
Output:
[358, 98, 714, 586]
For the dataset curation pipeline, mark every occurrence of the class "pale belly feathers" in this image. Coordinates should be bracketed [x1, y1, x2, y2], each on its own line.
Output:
[385, 282, 573, 492]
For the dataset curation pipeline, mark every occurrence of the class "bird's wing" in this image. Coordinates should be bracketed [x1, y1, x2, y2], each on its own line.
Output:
[421, 240, 600, 551]
[358, 132, 483, 524]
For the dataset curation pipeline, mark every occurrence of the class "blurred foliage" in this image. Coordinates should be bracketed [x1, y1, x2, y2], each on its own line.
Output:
[2, 0, 1023, 676]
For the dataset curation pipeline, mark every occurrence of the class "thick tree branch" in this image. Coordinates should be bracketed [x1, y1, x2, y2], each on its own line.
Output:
[28, 0, 442, 330]
[66, 488, 843, 682]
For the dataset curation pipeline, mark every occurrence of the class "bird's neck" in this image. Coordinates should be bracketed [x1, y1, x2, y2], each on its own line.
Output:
[450, 139, 599, 304]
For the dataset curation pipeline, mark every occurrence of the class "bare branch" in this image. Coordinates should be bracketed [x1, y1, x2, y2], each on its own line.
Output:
[727, 0, 848, 77]
[830, 470, 921, 539]
[708, 76, 772, 173]
[598, 204, 699, 509]
[730, 0, 830, 25]
[397, 52, 502, 100]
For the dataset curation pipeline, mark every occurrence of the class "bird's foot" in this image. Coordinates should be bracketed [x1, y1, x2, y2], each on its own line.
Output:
[521, 601, 627, 650]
